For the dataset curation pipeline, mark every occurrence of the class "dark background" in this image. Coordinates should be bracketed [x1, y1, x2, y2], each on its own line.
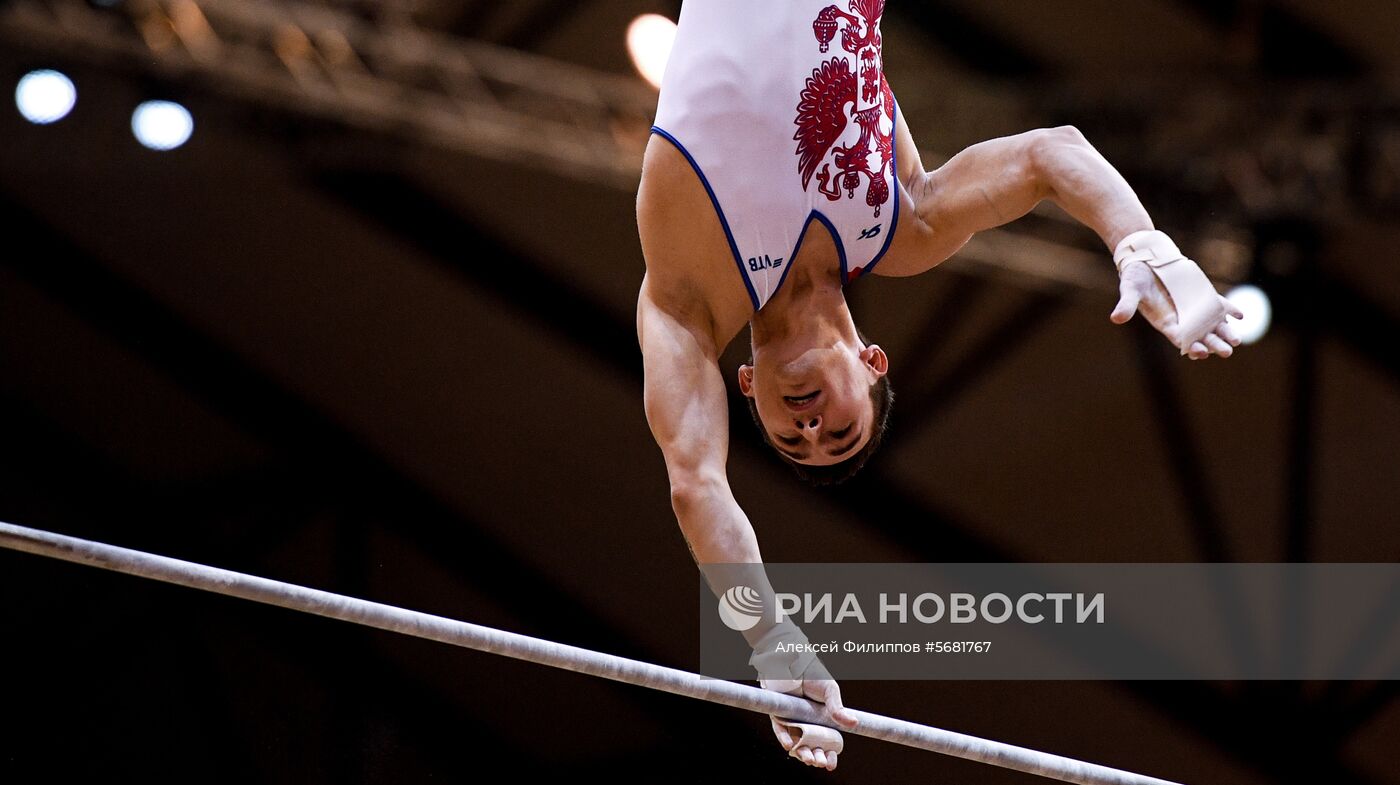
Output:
[1, 1, 1397, 782]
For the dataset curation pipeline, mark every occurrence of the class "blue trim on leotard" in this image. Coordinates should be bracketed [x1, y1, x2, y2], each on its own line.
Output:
[651, 96, 903, 310]
[649, 125, 762, 311]
[762, 209, 846, 312]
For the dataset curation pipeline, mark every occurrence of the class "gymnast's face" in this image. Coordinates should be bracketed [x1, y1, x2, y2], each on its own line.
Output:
[738, 341, 888, 466]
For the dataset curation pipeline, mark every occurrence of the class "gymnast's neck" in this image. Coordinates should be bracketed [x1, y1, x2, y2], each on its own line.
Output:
[750, 268, 857, 349]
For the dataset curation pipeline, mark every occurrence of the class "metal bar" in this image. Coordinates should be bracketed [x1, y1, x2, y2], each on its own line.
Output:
[0, 520, 1183, 785]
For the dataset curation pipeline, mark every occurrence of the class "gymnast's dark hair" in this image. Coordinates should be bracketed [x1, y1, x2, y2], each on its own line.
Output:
[744, 333, 893, 487]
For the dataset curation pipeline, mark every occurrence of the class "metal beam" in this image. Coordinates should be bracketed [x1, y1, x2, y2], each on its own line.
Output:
[0, 0, 655, 187]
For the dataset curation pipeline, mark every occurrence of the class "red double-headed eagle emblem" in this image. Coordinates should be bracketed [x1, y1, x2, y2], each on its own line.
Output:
[794, 0, 894, 217]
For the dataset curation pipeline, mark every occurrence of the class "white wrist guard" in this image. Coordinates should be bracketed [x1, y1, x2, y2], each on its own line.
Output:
[751, 625, 846, 757]
[749, 623, 823, 693]
[1113, 230, 1226, 355]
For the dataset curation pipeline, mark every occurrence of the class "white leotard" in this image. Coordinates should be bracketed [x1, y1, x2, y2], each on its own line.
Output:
[652, 0, 901, 311]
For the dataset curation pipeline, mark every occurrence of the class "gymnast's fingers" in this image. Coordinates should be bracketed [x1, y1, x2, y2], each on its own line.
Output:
[1221, 294, 1245, 320]
[771, 717, 794, 750]
[1216, 320, 1242, 346]
[808, 678, 858, 728]
[1204, 333, 1233, 357]
[1110, 278, 1141, 324]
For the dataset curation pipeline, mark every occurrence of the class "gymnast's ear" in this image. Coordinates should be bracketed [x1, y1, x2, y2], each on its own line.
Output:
[860, 344, 889, 378]
[737, 364, 756, 397]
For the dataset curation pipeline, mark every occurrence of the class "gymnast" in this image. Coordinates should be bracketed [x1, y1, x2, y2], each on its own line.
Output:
[635, 0, 1242, 770]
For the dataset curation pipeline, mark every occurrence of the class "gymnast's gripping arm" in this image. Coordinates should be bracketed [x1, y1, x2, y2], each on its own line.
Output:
[637, 280, 752, 570]
[879, 122, 1243, 358]
[637, 280, 857, 771]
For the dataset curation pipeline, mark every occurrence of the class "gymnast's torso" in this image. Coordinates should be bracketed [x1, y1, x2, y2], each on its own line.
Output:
[650, 0, 901, 313]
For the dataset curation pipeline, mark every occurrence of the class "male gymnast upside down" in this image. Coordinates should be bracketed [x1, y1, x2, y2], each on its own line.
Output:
[635, 0, 1241, 770]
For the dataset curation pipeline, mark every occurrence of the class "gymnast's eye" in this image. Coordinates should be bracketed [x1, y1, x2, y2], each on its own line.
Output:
[775, 433, 801, 447]
[829, 425, 853, 440]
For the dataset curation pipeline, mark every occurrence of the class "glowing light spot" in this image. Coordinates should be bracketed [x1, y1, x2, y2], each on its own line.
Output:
[1225, 284, 1272, 344]
[131, 100, 194, 150]
[627, 14, 677, 90]
[15, 70, 76, 124]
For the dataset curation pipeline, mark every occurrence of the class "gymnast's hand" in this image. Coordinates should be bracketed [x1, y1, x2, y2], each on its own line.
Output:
[764, 672, 859, 771]
[1110, 258, 1244, 360]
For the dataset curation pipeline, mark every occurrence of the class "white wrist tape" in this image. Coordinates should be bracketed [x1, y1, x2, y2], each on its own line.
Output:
[750, 623, 821, 691]
[1113, 230, 1225, 355]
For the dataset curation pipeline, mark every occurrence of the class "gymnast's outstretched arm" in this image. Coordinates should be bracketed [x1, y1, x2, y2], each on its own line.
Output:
[877, 120, 1243, 359]
[636, 277, 857, 770]
[636, 279, 749, 568]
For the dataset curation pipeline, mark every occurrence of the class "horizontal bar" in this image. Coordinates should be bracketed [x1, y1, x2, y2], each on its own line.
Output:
[0, 520, 1182, 785]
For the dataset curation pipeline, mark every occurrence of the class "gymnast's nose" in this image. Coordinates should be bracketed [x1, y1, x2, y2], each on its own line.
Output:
[797, 415, 822, 444]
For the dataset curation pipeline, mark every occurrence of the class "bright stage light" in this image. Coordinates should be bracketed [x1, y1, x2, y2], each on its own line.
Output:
[627, 14, 677, 89]
[131, 100, 194, 150]
[1225, 284, 1272, 345]
[15, 70, 76, 125]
